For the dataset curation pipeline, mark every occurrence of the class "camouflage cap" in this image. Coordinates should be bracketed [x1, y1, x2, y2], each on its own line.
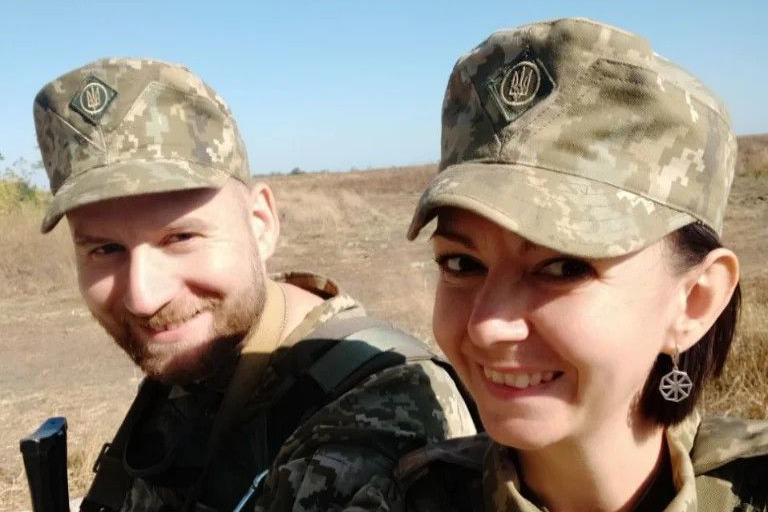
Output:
[407, 18, 737, 257]
[34, 58, 250, 233]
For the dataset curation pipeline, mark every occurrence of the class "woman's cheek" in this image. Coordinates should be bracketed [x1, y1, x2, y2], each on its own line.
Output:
[433, 285, 473, 359]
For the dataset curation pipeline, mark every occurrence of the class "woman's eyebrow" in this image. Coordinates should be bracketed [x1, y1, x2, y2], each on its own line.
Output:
[430, 227, 476, 249]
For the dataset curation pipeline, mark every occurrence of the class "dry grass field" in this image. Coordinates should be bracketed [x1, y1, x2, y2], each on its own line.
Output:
[1, 139, 767, 510]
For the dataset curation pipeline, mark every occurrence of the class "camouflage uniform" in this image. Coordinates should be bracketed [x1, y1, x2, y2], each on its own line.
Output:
[402, 17, 761, 512]
[117, 272, 476, 512]
[395, 412, 768, 511]
[32, 60, 478, 511]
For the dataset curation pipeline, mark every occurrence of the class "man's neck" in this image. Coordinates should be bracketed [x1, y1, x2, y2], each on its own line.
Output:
[278, 281, 325, 339]
[518, 414, 666, 512]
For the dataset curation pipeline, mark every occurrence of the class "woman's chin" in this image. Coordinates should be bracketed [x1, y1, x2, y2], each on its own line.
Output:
[481, 412, 567, 451]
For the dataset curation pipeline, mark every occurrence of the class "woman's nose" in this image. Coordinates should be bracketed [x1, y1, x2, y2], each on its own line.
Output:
[467, 271, 530, 348]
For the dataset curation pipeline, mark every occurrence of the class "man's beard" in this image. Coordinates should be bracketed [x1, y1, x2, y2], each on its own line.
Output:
[94, 267, 266, 384]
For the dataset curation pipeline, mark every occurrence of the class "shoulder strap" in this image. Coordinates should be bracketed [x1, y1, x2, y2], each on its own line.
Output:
[306, 316, 481, 431]
[308, 318, 482, 433]
[182, 279, 287, 512]
[80, 379, 167, 512]
[265, 317, 483, 464]
[210, 279, 287, 436]
[307, 319, 434, 394]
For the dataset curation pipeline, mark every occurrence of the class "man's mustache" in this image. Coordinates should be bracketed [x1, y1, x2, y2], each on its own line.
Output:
[126, 297, 221, 332]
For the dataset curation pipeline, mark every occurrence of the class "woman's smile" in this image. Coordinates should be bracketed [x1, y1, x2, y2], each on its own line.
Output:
[481, 366, 564, 390]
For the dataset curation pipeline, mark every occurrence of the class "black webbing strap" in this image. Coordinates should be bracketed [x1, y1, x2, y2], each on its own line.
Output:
[265, 316, 482, 469]
[303, 316, 482, 434]
[80, 379, 166, 512]
[307, 325, 433, 393]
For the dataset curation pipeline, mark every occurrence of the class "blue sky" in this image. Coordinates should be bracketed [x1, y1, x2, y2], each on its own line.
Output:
[2, 1, 766, 186]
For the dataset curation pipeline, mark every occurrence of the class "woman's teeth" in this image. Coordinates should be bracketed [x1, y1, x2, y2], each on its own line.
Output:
[483, 367, 560, 389]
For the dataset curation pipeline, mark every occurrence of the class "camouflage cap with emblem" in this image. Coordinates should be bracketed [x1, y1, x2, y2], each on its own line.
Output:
[407, 17, 737, 257]
[34, 57, 250, 233]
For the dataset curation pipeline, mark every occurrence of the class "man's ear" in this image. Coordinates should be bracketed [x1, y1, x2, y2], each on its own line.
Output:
[245, 182, 280, 260]
[666, 248, 739, 354]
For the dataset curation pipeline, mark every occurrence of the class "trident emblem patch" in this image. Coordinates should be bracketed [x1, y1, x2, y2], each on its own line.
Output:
[500, 61, 540, 106]
[70, 76, 117, 124]
[483, 48, 555, 126]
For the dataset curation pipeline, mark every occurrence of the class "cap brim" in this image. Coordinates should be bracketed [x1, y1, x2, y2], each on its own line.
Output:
[407, 162, 696, 258]
[41, 160, 237, 233]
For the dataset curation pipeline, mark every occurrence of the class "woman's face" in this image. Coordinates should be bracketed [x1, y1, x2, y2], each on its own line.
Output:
[431, 208, 685, 449]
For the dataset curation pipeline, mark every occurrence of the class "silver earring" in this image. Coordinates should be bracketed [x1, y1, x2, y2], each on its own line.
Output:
[659, 345, 692, 402]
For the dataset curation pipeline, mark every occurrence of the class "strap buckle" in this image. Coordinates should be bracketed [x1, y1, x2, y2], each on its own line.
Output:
[92, 442, 112, 473]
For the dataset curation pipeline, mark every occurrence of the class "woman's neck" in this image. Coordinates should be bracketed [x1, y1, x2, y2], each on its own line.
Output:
[518, 417, 667, 512]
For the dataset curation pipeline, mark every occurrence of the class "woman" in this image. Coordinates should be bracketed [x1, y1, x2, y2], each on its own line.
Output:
[395, 18, 767, 512]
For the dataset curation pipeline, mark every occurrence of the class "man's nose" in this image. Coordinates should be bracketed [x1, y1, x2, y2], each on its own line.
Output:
[467, 270, 530, 348]
[123, 246, 175, 316]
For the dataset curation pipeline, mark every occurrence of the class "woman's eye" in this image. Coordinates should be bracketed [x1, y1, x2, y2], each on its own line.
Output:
[434, 254, 486, 276]
[537, 258, 594, 280]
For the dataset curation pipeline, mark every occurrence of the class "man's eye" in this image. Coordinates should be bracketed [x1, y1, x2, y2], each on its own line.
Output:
[90, 243, 124, 256]
[166, 233, 197, 244]
[536, 258, 594, 280]
[434, 254, 486, 276]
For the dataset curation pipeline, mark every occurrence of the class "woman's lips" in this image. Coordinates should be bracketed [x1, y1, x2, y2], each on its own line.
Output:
[482, 365, 564, 390]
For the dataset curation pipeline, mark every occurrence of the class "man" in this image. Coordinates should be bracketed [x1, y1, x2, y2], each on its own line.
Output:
[34, 58, 477, 512]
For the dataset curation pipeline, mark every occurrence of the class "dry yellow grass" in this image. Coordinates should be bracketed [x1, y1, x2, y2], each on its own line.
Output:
[0, 205, 77, 298]
[737, 134, 768, 178]
[703, 277, 768, 419]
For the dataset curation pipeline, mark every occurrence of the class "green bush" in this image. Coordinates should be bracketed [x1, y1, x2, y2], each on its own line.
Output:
[0, 178, 47, 211]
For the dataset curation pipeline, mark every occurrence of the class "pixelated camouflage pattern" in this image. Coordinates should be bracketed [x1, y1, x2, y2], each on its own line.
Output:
[408, 18, 737, 258]
[114, 272, 477, 512]
[393, 410, 768, 511]
[253, 357, 477, 511]
[253, 287, 478, 512]
[254, 272, 478, 511]
[34, 58, 250, 233]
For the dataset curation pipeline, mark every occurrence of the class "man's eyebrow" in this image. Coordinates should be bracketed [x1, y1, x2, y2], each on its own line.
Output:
[164, 217, 210, 232]
[430, 226, 476, 249]
[72, 232, 114, 246]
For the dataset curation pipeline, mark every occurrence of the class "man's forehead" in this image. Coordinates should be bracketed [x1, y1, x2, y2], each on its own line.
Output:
[66, 187, 226, 232]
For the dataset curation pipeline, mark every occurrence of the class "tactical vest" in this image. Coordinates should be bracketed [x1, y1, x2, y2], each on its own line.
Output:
[80, 315, 481, 512]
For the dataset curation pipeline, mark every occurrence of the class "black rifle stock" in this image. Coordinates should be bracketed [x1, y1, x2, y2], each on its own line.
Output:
[20, 417, 70, 512]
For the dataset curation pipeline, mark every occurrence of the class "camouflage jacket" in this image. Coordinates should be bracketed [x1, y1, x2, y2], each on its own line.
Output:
[112, 272, 477, 512]
[394, 411, 768, 511]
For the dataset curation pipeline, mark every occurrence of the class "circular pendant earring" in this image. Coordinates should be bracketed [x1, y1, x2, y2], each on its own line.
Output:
[659, 345, 693, 402]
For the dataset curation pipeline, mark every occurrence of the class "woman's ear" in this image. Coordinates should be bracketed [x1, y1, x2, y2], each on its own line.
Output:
[245, 182, 280, 260]
[665, 248, 739, 354]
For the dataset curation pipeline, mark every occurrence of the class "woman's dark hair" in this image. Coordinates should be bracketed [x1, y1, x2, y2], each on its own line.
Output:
[639, 222, 741, 426]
